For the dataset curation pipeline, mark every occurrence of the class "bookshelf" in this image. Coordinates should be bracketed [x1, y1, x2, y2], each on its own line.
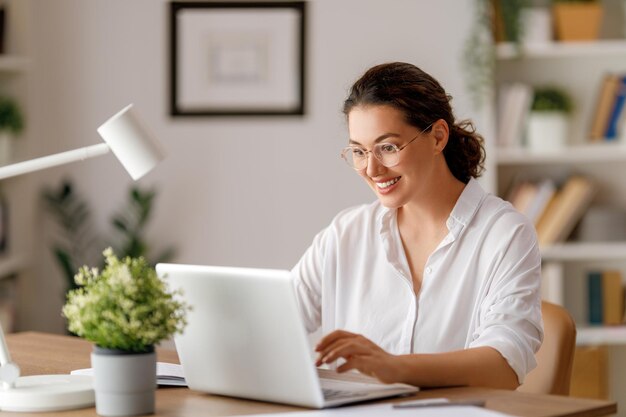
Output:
[0, 0, 33, 333]
[0, 55, 29, 72]
[496, 39, 626, 60]
[494, 36, 626, 317]
[492, 29, 626, 410]
[496, 142, 626, 165]
[578, 326, 626, 346]
[0, 254, 27, 279]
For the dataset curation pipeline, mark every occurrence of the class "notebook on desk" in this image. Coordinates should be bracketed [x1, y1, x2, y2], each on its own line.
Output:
[156, 263, 419, 408]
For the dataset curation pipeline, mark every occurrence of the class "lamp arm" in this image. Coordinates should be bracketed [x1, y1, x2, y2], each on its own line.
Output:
[0, 322, 20, 387]
[0, 143, 110, 181]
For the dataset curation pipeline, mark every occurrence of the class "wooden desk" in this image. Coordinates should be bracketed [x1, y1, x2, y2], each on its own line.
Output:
[5, 332, 617, 417]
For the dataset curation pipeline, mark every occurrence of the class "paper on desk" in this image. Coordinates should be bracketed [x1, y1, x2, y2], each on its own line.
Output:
[71, 362, 186, 387]
[240, 403, 514, 417]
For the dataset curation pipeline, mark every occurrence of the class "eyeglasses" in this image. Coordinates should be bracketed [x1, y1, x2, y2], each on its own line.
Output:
[340, 123, 434, 170]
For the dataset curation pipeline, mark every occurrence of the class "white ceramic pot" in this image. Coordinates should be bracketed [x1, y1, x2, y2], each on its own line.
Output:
[526, 112, 569, 151]
[91, 346, 156, 417]
[0, 132, 14, 166]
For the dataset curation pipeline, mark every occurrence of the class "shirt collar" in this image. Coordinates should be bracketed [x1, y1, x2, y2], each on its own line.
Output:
[376, 177, 487, 238]
[447, 178, 486, 235]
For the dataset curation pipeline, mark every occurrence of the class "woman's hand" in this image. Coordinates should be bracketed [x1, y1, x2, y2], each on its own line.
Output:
[315, 330, 402, 383]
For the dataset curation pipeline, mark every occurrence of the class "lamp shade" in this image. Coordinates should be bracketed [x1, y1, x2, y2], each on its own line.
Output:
[97, 104, 165, 180]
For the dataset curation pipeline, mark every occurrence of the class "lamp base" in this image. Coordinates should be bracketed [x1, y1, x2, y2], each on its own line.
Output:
[0, 374, 94, 412]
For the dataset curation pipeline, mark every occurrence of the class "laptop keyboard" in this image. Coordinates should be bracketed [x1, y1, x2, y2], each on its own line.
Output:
[322, 388, 369, 401]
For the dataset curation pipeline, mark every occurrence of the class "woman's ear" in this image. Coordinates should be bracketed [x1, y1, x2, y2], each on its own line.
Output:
[432, 119, 449, 153]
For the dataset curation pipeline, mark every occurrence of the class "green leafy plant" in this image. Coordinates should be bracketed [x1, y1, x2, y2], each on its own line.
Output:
[63, 248, 189, 352]
[531, 87, 574, 113]
[42, 181, 102, 293]
[110, 187, 176, 264]
[463, 0, 529, 108]
[499, 0, 529, 45]
[0, 96, 24, 135]
[42, 180, 176, 295]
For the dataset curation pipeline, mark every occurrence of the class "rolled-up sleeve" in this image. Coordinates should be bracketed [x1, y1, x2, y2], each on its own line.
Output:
[469, 216, 544, 384]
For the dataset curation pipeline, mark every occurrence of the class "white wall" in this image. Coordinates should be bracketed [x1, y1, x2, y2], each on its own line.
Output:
[23, 0, 479, 332]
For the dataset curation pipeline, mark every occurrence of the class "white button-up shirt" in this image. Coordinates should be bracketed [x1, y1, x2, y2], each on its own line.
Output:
[292, 179, 543, 383]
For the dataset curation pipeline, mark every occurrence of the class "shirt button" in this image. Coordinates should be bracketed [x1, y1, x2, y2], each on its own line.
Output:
[425, 267, 432, 274]
[446, 219, 453, 228]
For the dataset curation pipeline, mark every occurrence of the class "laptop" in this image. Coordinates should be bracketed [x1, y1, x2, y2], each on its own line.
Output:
[156, 263, 419, 408]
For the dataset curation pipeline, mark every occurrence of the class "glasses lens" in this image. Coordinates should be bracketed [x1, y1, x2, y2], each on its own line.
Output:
[342, 147, 367, 169]
[374, 143, 400, 168]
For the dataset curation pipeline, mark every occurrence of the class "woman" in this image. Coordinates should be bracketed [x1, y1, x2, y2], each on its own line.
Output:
[292, 62, 543, 389]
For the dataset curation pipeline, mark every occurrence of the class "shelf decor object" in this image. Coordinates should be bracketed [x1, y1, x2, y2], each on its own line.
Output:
[169, 1, 306, 116]
[553, 0, 603, 41]
[63, 248, 188, 417]
[526, 87, 573, 151]
[0, 104, 166, 412]
[0, 96, 24, 167]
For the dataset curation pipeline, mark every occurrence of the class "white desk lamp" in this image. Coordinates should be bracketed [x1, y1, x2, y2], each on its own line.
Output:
[0, 104, 166, 412]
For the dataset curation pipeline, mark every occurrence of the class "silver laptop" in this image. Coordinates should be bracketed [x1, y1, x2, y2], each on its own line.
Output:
[156, 263, 419, 408]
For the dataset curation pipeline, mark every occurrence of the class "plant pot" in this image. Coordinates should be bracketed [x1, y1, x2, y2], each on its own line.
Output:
[0, 132, 14, 166]
[553, 3, 603, 41]
[526, 112, 569, 151]
[91, 346, 156, 417]
[520, 7, 552, 46]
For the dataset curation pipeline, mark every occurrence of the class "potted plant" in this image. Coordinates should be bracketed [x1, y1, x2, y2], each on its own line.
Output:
[553, 0, 603, 41]
[63, 248, 189, 417]
[526, 87, 573, 151]
[0, 96, 24, 166]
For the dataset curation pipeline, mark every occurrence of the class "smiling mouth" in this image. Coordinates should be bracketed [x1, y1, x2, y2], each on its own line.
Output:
[375, 177, 400, 189]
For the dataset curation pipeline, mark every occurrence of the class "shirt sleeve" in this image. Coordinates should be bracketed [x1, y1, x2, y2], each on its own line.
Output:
[291, 226, 332, 334]
[468, 212, 544, 384]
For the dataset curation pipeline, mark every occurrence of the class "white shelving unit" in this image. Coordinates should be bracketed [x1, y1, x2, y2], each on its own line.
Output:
[0, 254, 27, 279]
[0, 0, 33, 333]
[0, 55, 29, 72]
[494, 38, 626, 404]
[496, 39, 626, 60]
[578, 326, 626, 346]
[497, 143, 626, 165]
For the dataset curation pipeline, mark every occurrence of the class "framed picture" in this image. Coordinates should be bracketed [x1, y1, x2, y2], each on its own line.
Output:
[170, 1, 306, 116]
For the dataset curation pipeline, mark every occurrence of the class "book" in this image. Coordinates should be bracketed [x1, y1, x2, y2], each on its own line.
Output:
[588, 271, 603, 325]
[541, 262, 564, 305]
[497, 83, 533, 148]
[604, 75, 626, 140]
[509, 181, 538, 215]
[601, 270, 623, 325]
[535, 176, 595, 246]
[589, 74, 621, 141]
[525, 179, 556, 225]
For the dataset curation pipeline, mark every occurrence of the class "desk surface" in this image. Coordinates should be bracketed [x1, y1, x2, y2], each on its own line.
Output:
[5, 332, 617, 417]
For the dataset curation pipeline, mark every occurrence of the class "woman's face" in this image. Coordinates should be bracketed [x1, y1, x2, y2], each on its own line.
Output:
[347, 105, 439, 209]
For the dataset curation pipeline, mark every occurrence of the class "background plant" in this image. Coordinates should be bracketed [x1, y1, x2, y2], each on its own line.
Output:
[42, 179, 177, 295]
[42, 181, 102, 293]
[531, 87, 574, 113]
[63, 248, 189, 352]
[0, 96, 24, 135]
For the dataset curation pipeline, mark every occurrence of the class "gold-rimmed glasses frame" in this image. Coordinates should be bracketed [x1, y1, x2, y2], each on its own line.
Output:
[340, 122, 434, 170]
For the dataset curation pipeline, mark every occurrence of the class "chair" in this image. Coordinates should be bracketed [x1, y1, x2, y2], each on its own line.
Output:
[518, 301, 577, 396]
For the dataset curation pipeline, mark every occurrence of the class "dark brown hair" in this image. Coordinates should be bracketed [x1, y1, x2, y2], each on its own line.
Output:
[343, 62, 485, 183]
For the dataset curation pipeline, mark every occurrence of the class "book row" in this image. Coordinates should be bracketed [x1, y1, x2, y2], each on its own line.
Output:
[507, 176, 595, 247]
[588, 270, 625, 326]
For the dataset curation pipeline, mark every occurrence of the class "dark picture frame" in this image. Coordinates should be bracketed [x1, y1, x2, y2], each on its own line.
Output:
[169, 1, 306, 116]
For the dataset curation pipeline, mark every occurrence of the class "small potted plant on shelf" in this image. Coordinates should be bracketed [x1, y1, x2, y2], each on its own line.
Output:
[0, 96, 24, 166]
[63, 248, 189, 417]
[552, 0, 603, 41]
[526, 87, 573, 151]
